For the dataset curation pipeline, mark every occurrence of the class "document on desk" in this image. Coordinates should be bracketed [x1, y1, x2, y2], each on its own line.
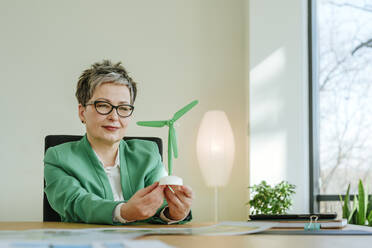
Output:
[0, 221, 275, 243]
[190, 221, 275, 235]
[0, 228, 141, 242]
[0, 222, 275, 248]
[0, 240, 174, 248]
[86, 221, 275, 236]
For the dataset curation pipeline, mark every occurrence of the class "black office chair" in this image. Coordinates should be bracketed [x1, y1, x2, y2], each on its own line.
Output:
[43, 135, 163, 222]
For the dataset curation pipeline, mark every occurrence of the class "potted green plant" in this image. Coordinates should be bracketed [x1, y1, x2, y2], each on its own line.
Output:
[247, 180, 296, 215]
[340, 179, 372, 226]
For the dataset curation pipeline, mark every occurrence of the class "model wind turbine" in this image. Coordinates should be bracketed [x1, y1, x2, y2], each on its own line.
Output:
[137, 100, 199, 186]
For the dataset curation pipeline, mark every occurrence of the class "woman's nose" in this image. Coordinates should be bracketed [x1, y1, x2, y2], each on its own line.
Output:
[108, 108, 120, 120]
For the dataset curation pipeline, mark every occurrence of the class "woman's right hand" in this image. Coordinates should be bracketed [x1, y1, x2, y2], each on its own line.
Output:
[120, 182, 165, 221]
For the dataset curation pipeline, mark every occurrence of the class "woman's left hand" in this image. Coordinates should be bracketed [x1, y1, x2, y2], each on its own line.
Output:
[164, 185, 193, 221]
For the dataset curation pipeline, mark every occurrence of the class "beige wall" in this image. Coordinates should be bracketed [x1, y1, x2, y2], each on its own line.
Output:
[0, 0, 247, 221]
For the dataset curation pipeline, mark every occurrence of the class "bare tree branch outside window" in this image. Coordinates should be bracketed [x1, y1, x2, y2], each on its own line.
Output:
[317, 0, 372, 214]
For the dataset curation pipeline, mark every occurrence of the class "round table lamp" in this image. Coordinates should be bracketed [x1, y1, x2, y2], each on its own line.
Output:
[196, 110, 235, 221]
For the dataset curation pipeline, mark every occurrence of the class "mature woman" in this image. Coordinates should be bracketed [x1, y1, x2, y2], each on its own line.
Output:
[44, 60, 193, 224]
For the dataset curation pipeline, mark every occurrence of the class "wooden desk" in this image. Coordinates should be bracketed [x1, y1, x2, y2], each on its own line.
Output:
[0, 222, 372, 248]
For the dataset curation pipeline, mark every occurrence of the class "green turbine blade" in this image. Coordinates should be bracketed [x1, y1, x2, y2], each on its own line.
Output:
[170, 124, 178, 158]
[136, 120, 168, 127]
[172, 100, 199, 121]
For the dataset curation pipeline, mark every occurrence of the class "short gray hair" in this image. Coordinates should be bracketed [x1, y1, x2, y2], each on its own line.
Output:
[76, 60, 137, 106]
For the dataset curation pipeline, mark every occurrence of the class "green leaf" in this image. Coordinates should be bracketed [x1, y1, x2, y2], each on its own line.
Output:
[340, 184, 350, 219]
[357, 179, 367, 225]
[367, 195, 372, 216]
[367, 211, 372, 226]
[348, 195, 358, 224]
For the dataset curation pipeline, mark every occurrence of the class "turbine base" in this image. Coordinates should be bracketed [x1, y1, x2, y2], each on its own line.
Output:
[159, 175, 183, 185]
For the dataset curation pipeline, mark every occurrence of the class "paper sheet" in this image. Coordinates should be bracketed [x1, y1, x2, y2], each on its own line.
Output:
[0, 221, 275, 247]
[86, 221, 274, 236]
[0, 228, 140, 242]
[0, 240, 174, 248]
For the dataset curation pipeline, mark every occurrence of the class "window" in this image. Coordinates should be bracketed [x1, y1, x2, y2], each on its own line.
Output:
[310, 0, 372, 214]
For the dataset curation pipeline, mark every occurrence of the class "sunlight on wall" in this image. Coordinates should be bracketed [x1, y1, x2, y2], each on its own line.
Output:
[250, 132, 287, 185]
[250, 47, 286, 87]
[249, 47, 287, 185]
[250, 98, 284, 128]
[248, 0, 309, 213]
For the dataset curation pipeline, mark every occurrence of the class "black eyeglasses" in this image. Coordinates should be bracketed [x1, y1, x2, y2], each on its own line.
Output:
[86, 100, 134, 118]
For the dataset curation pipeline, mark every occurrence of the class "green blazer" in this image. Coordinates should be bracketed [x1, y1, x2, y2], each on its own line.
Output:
[44, 135, 192, 225]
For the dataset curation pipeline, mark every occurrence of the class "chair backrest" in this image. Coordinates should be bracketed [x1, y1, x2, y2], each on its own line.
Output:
[43, 135, 163, 222]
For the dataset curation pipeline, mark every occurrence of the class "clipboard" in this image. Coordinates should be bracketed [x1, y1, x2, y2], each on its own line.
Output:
[249, 213, 337, 220]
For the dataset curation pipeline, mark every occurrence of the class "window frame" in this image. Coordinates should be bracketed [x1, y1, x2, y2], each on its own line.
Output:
[309, 0, 320, 213]
[308, 0, 365, 213]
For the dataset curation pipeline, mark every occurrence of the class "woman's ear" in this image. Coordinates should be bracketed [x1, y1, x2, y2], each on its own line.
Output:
[78, 104, 86, 124]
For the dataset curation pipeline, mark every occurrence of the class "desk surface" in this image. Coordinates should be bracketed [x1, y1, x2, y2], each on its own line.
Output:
[0, 222, 372, 248]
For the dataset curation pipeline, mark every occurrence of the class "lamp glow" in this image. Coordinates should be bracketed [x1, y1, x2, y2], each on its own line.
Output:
[196, 111, 235, 187]
[196, 111, 235, 222]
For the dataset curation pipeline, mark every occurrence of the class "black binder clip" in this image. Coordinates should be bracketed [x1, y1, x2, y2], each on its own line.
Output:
[304, 215, 321, 231]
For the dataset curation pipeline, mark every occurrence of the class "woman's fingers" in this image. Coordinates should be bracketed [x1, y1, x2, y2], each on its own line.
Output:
[165, 187, 184, 208]
[180, 185, 193, 198]
[125, 183, 193, 221]
[135, 182, 160, 197]
[123, 182, 166, 220]
[144, 184, 165, 199]
[167, 185, 193, 203]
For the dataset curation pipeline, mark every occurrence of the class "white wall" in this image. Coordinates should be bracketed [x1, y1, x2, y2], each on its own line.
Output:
[248, 0, 309, 213]
[0, 0, 247, 221]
